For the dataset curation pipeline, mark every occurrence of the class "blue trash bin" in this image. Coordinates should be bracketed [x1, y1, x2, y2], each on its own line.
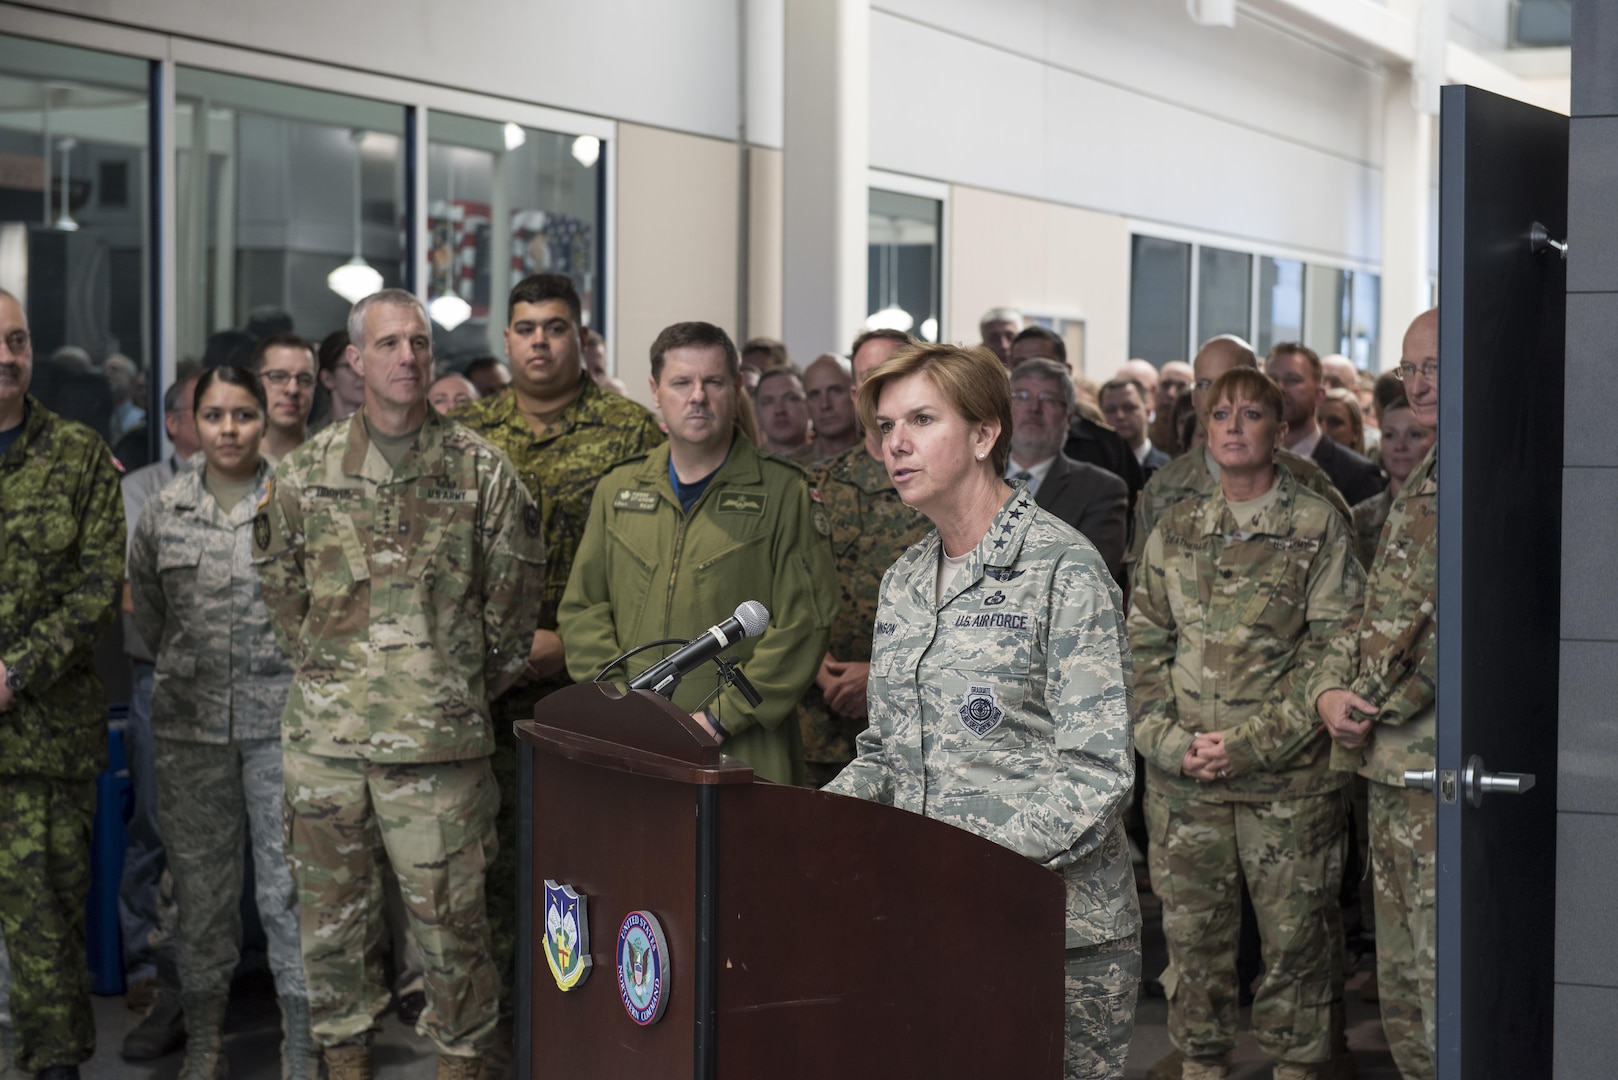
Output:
[87, 705, 132, 996]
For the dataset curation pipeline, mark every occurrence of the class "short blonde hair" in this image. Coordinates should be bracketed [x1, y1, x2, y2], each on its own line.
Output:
[856, 342, 1013, 474]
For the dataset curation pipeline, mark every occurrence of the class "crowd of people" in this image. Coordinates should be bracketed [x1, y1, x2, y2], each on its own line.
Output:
[0, 274, 1438, 1080]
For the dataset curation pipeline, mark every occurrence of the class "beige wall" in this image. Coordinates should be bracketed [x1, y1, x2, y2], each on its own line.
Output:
[614, 123, 741, 409]
[948, 185, 1131, 382]
[746, 146, 784, 343]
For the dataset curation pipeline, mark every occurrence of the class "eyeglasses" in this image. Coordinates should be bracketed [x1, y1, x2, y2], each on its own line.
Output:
[1011, 389, 1067, 409]
[1, 330, 29, 356]
[262, 371, 316, 389]
[1395, 361, 1438, 382]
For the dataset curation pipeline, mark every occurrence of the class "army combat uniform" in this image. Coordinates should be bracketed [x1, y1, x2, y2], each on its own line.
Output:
[559, 436, 838, 785]
[826, 485, 1141, 1080]
[0, 398, 124, 1073]
[1306, 445, 1437, 1080]
[1350, 488, 1392, 572]
[1130, 466, 1365, 1079]
[128, 457, 312, 1077]
[799, 444, 929, 787]
[252, 410, 545, 1059]
[451, 381, 663, 1018]
[1125, 447, 1351, 586]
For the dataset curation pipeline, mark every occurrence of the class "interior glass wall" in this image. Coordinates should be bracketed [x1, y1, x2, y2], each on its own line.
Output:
[866, 189, 940, 343]
[1257, 255, 1304, 355]
[174, 67, 406, 374]
[425, 112, 602, 366]
[0, 34, 150, 458]
[1196, 245, 1252, 342]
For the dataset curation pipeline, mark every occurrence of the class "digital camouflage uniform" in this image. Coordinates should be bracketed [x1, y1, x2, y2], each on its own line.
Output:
[799, 444, 929, 787]
[252, 409, 545, 1058]
[128, 458, 310, 1066]
[1306, 445, 1437, 1080]
[826, 485, 1141, 1080]
[0, 398, 124, 1073]
[559, 436, 838, 786]
[451, 381, 663, 1015]
[1130, 466, 1365, 1075]
[1350, 488, 1392, 572]
[1125, 447, 1351, 585]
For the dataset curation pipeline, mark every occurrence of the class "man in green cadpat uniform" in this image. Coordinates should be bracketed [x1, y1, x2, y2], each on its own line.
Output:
[1125, 335, 1352, 587]
[1311, 309, 1440, 1080]
[559, 321, 837, 785]
[799, 329, 929, 787]
[252, 289, 545, 1080]
[450, 274, 662, 1062]
[0, 289, 126, 1080]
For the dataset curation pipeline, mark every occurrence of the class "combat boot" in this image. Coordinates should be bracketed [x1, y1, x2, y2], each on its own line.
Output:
[177, 993, 229, 1080]
[322, 1044, 373, 1080]
[1181, 1059, 1229, 1080]
[435, 1055, 481, 1080]
[278, 996, 318, 1080]
[122, 984, 187, 1061]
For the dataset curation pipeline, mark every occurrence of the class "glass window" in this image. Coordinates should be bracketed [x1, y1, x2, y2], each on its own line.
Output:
[1128, 235, 1191, 365]
[1257, 256, 1304, 356]
[1303, 265, 1347, 360]
[1512, 0, 1572, 47]
[1196, 245, 1252, 343]
[1347, 270, 1380, 370]
[174, 67, 406, 375]
[425, 113, 602, 365]
[867, 189, 940, 342]
[0, 34, 150, 455]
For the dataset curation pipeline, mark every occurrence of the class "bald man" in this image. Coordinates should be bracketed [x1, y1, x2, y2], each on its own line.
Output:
[1320, 354, 1358, 393]
[802, 353, 860, 459]
[1311, 310, 1440, 1080]
[1125, 336, 1351, 582]
[1148, 360, 1194, 455]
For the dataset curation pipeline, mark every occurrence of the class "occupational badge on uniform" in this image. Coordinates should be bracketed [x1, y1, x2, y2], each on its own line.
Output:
[959, 683, 1005, 738]
[616, 910, 670, 1025]
[715, 491, 766, 515]
[812, 505, 830, 537]
[982, 589, 1007, 607]
[523, 502, 542, 538]
[542, 880, 592, 991]
[985, 567, 1025, 582]
[252, 512, 271, 551]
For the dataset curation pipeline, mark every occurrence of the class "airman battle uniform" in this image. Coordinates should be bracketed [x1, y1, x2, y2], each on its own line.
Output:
[827, 485, 1140, 1079]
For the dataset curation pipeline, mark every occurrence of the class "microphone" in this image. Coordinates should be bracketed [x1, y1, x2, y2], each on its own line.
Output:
[626, 601, 770, 697]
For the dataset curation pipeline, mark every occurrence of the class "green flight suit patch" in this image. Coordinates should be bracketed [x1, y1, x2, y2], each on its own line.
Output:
[613, 489, 660, 513]
[715, 492, 766, 516]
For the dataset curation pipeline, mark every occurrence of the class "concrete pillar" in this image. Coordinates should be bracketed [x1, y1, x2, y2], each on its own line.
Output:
[782, 0, 868, 362]
[1380, 67, 1434, 371]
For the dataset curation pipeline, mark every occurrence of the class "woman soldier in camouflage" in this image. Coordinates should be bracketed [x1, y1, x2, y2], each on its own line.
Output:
[825, 342, 1140, 1080]
[129, 366, 312, 1080]
[1130, 368, 1365, 1080]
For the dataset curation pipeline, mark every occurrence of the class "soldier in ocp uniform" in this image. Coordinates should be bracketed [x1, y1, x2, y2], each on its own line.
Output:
[0, 288, 126, 1080]
[252, 289, 545, 1080]
[1125, 335, 1352, 587]
[559, 321, 837, 786]
[800, 329, 929, 788]
[1312, 309, 1441, 1080]
[1131, 368, 1364, 1080]
[450, 273, 663, 1068]
[826, 342, 1140, 1080]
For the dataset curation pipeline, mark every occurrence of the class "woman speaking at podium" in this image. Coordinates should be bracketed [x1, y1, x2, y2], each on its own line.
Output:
[823, 342, 1140, 1080]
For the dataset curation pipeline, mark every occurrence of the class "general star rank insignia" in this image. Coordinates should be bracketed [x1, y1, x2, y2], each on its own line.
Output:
[542, 881, 592, 991]
[959, 683, 1005, 737]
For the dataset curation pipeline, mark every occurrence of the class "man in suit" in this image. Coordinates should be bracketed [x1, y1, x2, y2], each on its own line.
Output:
[1007, 358, 1129, 584]
[1266, 342, 1385, 506]
[1100, 377, 1170, 479]
[1008, 326, 1145, 513]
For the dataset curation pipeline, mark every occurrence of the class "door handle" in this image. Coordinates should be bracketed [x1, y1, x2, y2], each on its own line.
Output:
[1461, 754, 1535, 808]
[1404, 769, 1436, 792]
[1530, 221, 1568, 259]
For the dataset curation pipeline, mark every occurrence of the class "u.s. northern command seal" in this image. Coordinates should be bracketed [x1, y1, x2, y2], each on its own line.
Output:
[616, 910, 670, 1025]
[542, 880, 592, 991]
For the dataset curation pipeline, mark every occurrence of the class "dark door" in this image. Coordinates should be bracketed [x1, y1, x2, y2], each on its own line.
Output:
[1435, 84, 1567, 1079]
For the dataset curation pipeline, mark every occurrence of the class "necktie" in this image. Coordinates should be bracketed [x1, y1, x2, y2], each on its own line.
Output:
[1012, 471, 1033, 482]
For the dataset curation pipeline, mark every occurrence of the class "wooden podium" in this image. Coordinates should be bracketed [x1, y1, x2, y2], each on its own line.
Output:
[516, 681, 1066, 1079]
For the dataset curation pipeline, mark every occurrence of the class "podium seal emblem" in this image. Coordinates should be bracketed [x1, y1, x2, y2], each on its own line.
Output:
[616, 910, 670, 1025]
[542, 880, 591, 991]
